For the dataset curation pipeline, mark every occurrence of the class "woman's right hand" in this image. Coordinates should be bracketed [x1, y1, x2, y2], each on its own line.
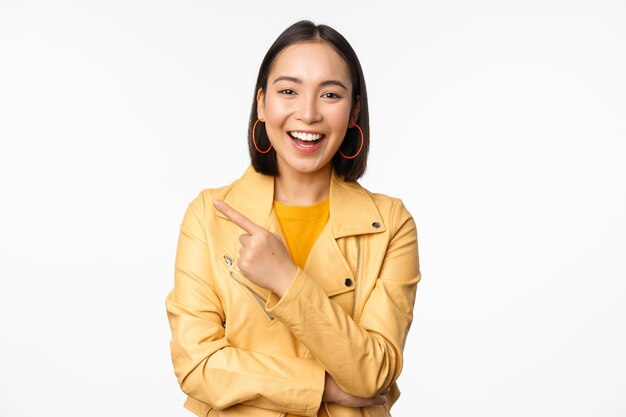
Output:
[322, 373, 387, 407]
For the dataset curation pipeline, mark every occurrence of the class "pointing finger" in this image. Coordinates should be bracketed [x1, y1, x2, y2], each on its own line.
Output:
[214, 199, 262, 234]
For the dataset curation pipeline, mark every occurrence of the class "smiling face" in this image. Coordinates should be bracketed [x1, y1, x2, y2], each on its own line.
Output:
[257, 40, 360, 178]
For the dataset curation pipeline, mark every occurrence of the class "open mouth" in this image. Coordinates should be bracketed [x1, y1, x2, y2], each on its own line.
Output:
[288, 131, 325, 146]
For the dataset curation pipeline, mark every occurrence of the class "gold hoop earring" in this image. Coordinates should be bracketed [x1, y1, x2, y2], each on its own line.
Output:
[339, 123, 364, 159]
[252, 119, 272, 154]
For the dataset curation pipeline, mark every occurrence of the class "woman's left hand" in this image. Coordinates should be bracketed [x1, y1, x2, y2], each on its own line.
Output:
[214, 199, 297, 297]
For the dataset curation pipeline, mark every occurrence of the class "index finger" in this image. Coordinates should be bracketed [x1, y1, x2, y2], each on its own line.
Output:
[214, 199, 262, 234]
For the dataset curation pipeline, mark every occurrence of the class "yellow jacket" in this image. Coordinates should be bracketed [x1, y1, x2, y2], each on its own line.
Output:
[166, 166, 421, 417]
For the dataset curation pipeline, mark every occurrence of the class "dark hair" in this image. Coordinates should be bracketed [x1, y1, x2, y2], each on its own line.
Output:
[247, 20, 369, 181]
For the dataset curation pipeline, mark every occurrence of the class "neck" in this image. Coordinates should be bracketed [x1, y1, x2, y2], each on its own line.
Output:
[274, 164, 332, 206]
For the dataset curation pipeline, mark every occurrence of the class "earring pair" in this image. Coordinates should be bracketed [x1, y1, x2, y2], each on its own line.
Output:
[252, 119, 364, 159]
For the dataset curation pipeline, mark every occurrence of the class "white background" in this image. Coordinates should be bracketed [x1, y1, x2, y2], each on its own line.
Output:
[1, 1, 625, 416]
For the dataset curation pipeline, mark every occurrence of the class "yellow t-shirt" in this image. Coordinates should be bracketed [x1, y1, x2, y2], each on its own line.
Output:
[273, 197, 330, 269]
[273, 197, 330, 417]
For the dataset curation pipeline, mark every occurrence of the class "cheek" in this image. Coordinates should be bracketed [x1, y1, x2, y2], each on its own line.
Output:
[264, 97, 292, 123]
[328, 103, 353, 129]
[263, 99, 291, 144]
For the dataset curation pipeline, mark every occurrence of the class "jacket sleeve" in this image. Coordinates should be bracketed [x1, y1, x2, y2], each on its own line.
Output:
[165, 194, 325, 416]
[265, 198, 420, 398]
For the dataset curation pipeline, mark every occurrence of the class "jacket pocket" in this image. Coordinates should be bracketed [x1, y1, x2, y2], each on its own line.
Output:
[217, 251, 276, 323]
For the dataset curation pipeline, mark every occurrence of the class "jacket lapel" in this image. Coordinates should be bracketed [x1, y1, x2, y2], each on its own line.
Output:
[216, 165, 387, 296]
[328, 170, 386, 238]
[217, 165, 386, 236]
[216, 165, 275, 230]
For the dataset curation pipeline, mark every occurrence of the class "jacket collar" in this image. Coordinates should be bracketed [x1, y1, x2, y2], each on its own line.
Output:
[216, 165, 386, 238]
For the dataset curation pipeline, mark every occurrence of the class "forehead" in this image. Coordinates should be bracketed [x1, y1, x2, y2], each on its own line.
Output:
[269, 40, 351, 84]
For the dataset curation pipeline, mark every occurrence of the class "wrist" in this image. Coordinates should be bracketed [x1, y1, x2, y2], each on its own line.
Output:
[271, 263, 298, 298]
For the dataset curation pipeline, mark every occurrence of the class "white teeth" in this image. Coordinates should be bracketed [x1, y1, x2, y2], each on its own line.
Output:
[289, 131, 323, 141]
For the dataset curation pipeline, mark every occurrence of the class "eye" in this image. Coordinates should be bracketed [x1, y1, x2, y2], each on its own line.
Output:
[279, 89, 296, 95]
[322, 92, 341, 99]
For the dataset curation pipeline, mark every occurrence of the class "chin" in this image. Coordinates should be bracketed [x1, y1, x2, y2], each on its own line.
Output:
[280, 157, 332, 176]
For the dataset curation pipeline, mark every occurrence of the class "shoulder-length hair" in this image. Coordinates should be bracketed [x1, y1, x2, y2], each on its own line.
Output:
[248, 20, 369, 181]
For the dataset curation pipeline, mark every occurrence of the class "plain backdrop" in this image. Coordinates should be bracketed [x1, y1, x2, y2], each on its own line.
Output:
[1, 1, 625, 416]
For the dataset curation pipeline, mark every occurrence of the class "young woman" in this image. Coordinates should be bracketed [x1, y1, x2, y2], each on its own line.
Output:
[166, 20, 421, 417]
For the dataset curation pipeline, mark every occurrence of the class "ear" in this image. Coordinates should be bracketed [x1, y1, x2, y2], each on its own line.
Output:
[350, 95, 361, 125]
[256, 88, 265, 121]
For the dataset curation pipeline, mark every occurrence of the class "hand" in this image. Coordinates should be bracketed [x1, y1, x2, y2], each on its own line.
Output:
[322, 373, 387, 408]
[214, 199, 297, 296]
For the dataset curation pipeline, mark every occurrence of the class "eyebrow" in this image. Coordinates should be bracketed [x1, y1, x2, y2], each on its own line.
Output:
[272, 76, 348, 90]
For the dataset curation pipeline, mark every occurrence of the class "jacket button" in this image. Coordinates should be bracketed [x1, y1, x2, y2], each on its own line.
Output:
[372, 222, 381, 228]
[344, 278, 353, 287]
[224, 255, 233, 266]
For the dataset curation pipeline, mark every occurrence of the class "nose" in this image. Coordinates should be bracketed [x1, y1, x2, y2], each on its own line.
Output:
[296, 95, 322, 124]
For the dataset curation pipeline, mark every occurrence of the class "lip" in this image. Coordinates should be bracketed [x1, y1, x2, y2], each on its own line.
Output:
[286, 131, 325, 154]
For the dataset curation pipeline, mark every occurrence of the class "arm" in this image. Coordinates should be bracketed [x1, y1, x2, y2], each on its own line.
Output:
[265, 199, 420, 398]
[165, 196, 325, 416]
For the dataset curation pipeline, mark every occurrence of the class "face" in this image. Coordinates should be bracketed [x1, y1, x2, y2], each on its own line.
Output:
[257, 40, 360, 177]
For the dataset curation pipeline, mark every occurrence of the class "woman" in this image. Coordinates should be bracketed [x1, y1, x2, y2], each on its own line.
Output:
[166, 20, 421, 417]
